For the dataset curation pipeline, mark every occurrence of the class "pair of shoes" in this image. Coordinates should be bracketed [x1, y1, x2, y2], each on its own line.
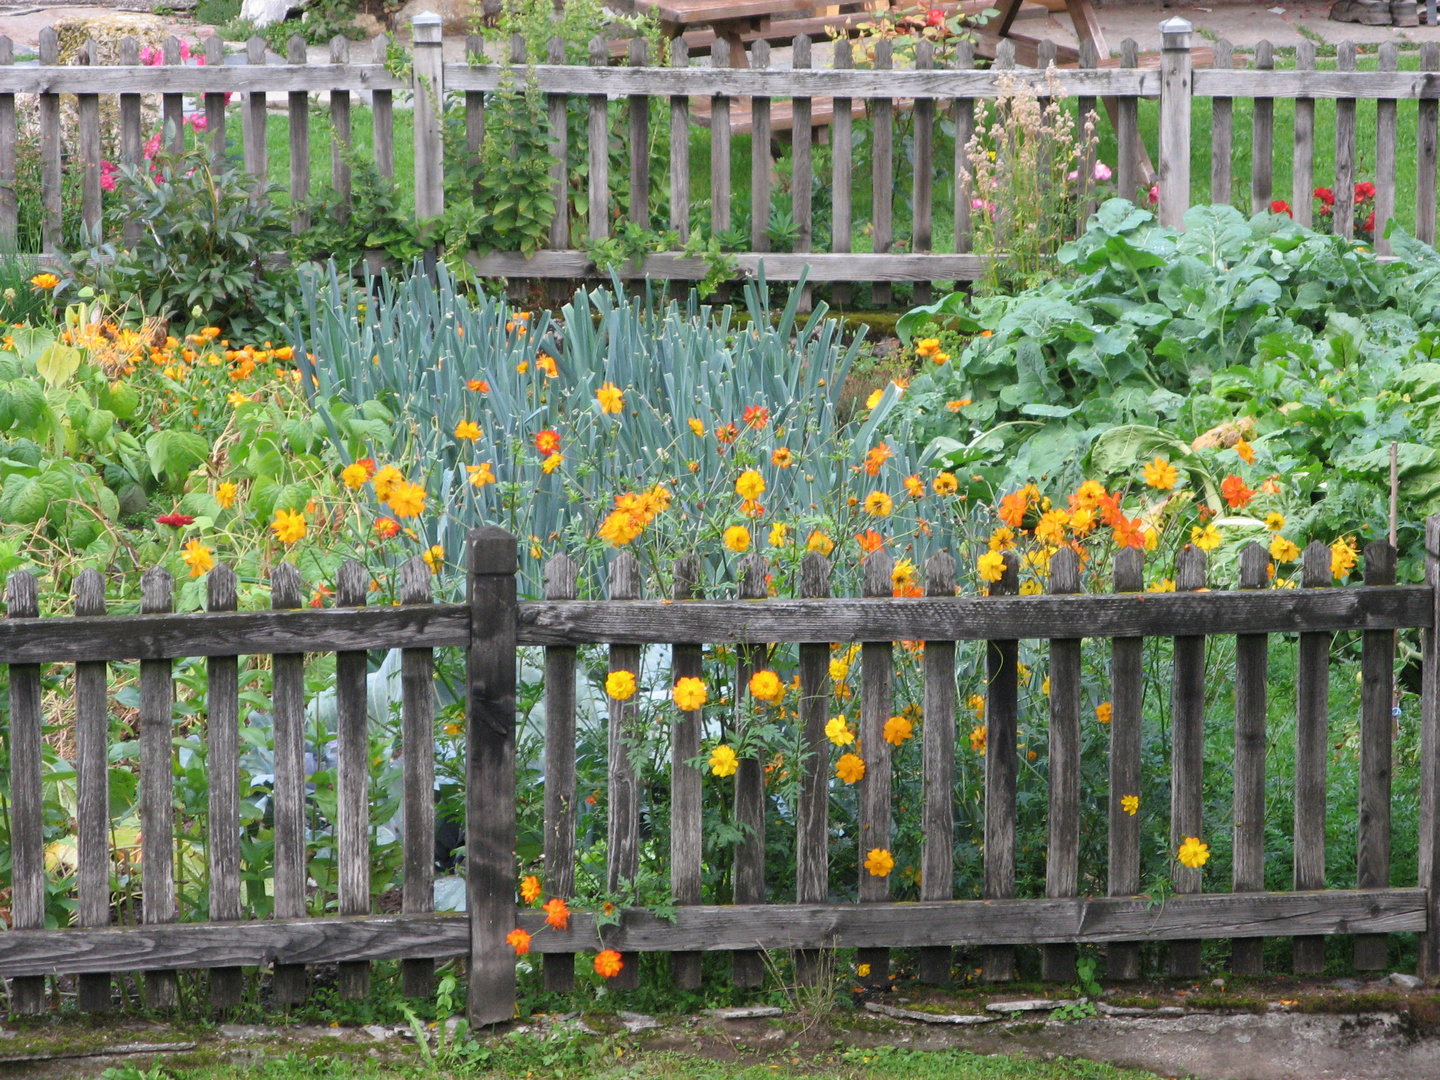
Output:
[1330, 0, 1417, 23]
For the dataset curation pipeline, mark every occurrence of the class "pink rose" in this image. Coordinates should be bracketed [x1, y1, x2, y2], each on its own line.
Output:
[1147, 184, 1159, 205]
[1093, 161, 1112, 182]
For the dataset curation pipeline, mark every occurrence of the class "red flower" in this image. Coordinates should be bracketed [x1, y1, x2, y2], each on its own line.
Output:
[1354, 181, 1376, 202]
[156, 513, 195, 527]
[1313, 186, 1335, 207]
[534, 429, 561, 455]
[1269, 199, 1292, 217]
[1220, 474, 1255, 510]
[926, 7, 946, 26]
[1363, 210, 1376, 233]
[742, 404, 769, 429]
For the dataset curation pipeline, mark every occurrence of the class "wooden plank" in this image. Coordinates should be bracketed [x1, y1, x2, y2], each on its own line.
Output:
[670, 38, 690, 242]
[1335, 42, 1357, 242]
[670, 556, 705, 990]
[548, 36, 569, 251]
[1107, 549, 1144, 981]
[795, 551, 832, 986]
[1421, 516, 1440, 982]
[711, 38, 732, 237]
[400, 557, 437, 998]
[39, 28, 59, 253]
[792, 35, 812, 261]
[331, 35, 353, 222]
[0, 889, 1427, 977]
[1231, 543, 1270, 976]
[1116, 39, 1139, 205]
[732, 552, 768, 988]
[0, 37, 14, 247]
[270, 563, 308, 1004]
[919, 552, 957, 985]
[984, 552, 1019, 982]
[1251, 40, 1274, 215]
[372, 35, 394, 182]
[1169, 546, 1207, 977]
[466, 527, 519, 1028]
[1209, 38, 1235, 206]
[464, 250, 988, 281]
[412, 17, 445, 224]
[464, 34, 485, 192]
[832, 37, 853, 305]
[911, 38, 933, 305]
[954, 40, 975, 254]
[749, 40, 770, 252]
[588, 37, 610, 241]
[871, 38, 894, 308]
[1158, 21, 1192, 228]
[1376, 42, 1398, 256]
[1043, 547, 1081, 983]
[5, 571, 45, 1014]
[1294, 541, 1331, 976]
[74, 569, 111, 1012]
[164, 36, 183, 156]
[335, 560, 370, 999]
[1192, 68, 1440, 100]
[606, 553, 642, 991]
[1293, 41, 1316, 228]
[859, 550, 894, 987]
[206, 565, 244, 1009]
[541, 555, 579, 993]
[205, 36, 227, 165]
[245, 37, 267, 181]
[626, 36, 650, 233]
[288, 37, 311, 233]
[139, 567, 179, 1008]
[1356, 541, 1397, 970]
[1420, 44, 1439, 248]
[0, 64, 407, 96]
[77, 40, 101, 239]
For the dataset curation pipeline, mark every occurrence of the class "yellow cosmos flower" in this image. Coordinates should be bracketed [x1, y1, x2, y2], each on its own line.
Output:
[454, 420, 482, 442]
[969, 724, 987, 752]
[749, 669, 784, 703]
[606, 670, 637, 701]
[227, 392, 250, 407]
[1095, 702, 1112, 724]
[688, 417, 705, 436]
[1142, 457, 1178, 490]
[1177, 837, 1210, 869]
[341, 463, 371, 489]
[768, 522, 789, 547]
[724, 525, 751, 552]
[772, 447, 793, 468]
[967, 693, 985, 717]
[864, 848, 895, 877]
[866, 388, 885, 410]
[1265, 513, 1286, 532]
[933, 471, 959, 496]
[709, 744, 738, 777]
[672, 677, 707, 711]
[372, 465, 403, 501]
[1148, 578, 1175, 593]
[541, 453, 564, 474]
[865, 490, 893, 517]
[1191, 524, 1222, 551]
[182, 540, 214, 578]
[422, 544, 444, 573]
[1235, 437, 1255, 464]
[596, 382, 624, 414]
[467, 463, 496, 488]
[836, 752, 865, 784]
[1270, 535, 1300, 563]
[857, 962, 872, 977]
[825, 716, 854, 746]
[30, 273, 59, 291]
[214, 482, 237, 509]
[830, 658, 849, 682]
[806, 530, 835, 556]
[1331, 537, 1358, 580]
[1121, 794, 1139, 816]
[386, 481, 427, 518]
[735, 470, 766, 501]
[271, 508, 306, 545]
[977, 550, 1006, 583]
[883, 715, 914, 746]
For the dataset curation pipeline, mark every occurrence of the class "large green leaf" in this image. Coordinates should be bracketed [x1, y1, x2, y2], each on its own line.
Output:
[146, 430, 210, 483]
[34, 343, 81, 387]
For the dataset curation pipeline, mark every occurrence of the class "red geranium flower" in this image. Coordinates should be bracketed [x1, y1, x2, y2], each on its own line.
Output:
[1355, 181, 1377, 202]
[1270, 199, 1292, 217]
[1363, 210, 1377, 233]
[1313, 186, 1335, 207]
[156, 512, 195, 527]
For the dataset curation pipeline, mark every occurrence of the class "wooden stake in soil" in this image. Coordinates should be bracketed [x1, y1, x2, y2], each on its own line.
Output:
[918, 551, 957, 985]
[1043, 547, 1082, 983]
[1107, 548, 1144, 980]
[1168, 545, 1206, 978]
[858, 549, 895, 987]
[984, 551, 1020, 982]
[543, 554, 579, 993]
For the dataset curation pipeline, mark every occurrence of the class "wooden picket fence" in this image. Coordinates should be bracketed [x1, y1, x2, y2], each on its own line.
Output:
[2, 522, 1440, 1025]
[8, 16, 1440, 288]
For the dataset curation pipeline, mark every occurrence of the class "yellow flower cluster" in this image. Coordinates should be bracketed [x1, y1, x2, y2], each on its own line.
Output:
[598, 485, 671, 547]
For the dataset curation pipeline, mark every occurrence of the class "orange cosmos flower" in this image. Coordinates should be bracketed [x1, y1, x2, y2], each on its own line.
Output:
[772, 447, 793, 468]
[520, 875, 542, 904]
[863, 442, 893, 476]
[594, 949, 624, 978]
[467, 379, 490, 393]
[1220, 474, 1254, 509]
[543, 897, 570, 931]
[855, 529, 885, 554]
[715, 422, 739, 444]
[507, 928, 532, 955]
[743, 404, 769, 428]
[374, 517, 401, 539]
[535, 429, 561, 455]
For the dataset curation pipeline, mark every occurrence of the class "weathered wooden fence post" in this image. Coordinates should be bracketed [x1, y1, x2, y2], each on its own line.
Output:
[412, 10, 446, 274]
[1157, 17, 1192, 230]
[467, 526, 518, 1027]
[1423, 514, 1440, 984]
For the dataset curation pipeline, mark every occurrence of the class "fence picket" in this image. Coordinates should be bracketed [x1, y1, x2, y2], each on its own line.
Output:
[1232, 543, 1270, 976]
[1294, 541, 1331, 974]
[588, 36, 609, 241]
[1335, 42, 1357, 241]
[750, 40, 771, 252]
[607, 553, 643, 990]
[626, 36, 650, 232]
[1421, 45, 1440, 247]
[858, 550, 895, 987]
[1356, 541, 1397, 969]
[205, 35, 227, 164]
[1116, 38, 1139, 204]
[1169, 545, 1207, 978]
[1158, 21, 1191, 229]
[288, 37, 311, 232]
[245, 36, 268, 181]
[912, 39, 935, 306]
[412, 15, 445, 227]
[919, 551, 957, 985]
[400, 557, 438, 998]
[833, 38, 853, 304]
[331, 35, 353, 220]
[372, 34, 394, 181]
[1107, 549, 1144, 980]
[670, 556, 705, 990]
[39, 27, 59, 252]
[164, 36, 184, 156]
[872, 38, 894, 308]
[466, 34, 485, 188]
[983, 551, 1020, 982]
[953, 39, 974, 254]
[1422, 516, 1440, 981]
[1294, 41, 1316, 227]
[5, 571, 44, 1014]
[140, 567, 180, 1007]
[0, 37, 14, 248]
[1042, 547, 1081, 983]
[270, 562, 309, 1003]
[792, 36, 813, 267]
[795, 551, 832, 985]
[78, 40, 101, 238]
[711, 38, 732, 238]
[542, 553, 579, 993]
[732, 551, 769, 988]
[1251, 41, 1274, 214]
[336, 560, 370, 999]
[670, 38, 690, 242]
[1376, 42, 1398, 255]
[121, 37, 143, 250]
[206, 564, 244, 1008]
[1210, 39, 1233, 209]
[75, 569, 110, 1012]
[548, 36, 569, 250]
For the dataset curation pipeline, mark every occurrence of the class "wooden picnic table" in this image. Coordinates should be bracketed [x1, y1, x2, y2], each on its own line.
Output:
[633, 0, 876, 67]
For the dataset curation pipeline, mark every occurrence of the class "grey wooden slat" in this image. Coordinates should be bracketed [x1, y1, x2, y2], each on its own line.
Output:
[911, 38, 934, 306]
[1294, 41, 1316, 228]
[400, 557, 437, 998]
[1421, 516, 1440, 982]
[1076, 39, 1098, 229]
[1210, 39, 1233, 209]
[1376, 42, 1398, 256]
[1042, 547, 1081, 983]
[984, 552, 1019, 982]
[1356, 542, 1397, 970]
[1420, 44, 1440, 247]
[1116, 39, 1139, 204]
[543, 554, 579, 993]
[206, 564, 244, 1009]
[412, 18, 445, 223]
[1294, 541, 1331, 975]
[750, 40, 771, 252]
[1107, 549, 1144, 980]
[732, 552, 768, 988]
[77, 39, 101, 239]
[466, 527, 519, 1027]
[0, 888, 1426, 977]
[288, 37, 310, 233]
[629, 37, 655, 232]
[1191, 68, 1440, 99]
[1335, 42, 1357, 241]
[5, 571, 45, 1014]
[871, 38, 894, 308]
[465, 34, 485, 189]
[858, 550, 894, 987]
[0, 37, 14, 247]
[832, 37, 853, 304]
[1231, 544, 1270, 976]
[244, 36, 267, 181]
[335, 560, 370, 999]
[606, 553, 642, 991]
[331, 36, 353, 219]
[140, 567, 179, 1008]
[164, 36, 183, 156]
[792, 36, 812, 260]
[1158, 21, 1192, 227]
[953, 40, 975, 254]
[588, 37, 609, 241]
[669, 556, 704, 990]
[1251, 40, 1274, 214]
[74, 569, 111, 1012]
[710, 37, 732, 237]
[372, 35, 394, 181]
[1168, 546, 1207, 978]
[464, 250, 987, 281]
[205, 35, 227, 164]
[270, 563, 309, 1003]
[669, 38, 690, 241]
[794, 552, 831, 986]
[918, 551, 957, 985]
[39, 28, 59, 253]
[548, 36, 569, 250]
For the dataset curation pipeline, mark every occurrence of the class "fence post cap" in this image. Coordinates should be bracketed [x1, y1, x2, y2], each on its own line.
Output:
[1160, 16, 1193, 40]
[412, 10, 442, 25]
[412, 11, 443, 42]
[468, 526, 519, 575]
